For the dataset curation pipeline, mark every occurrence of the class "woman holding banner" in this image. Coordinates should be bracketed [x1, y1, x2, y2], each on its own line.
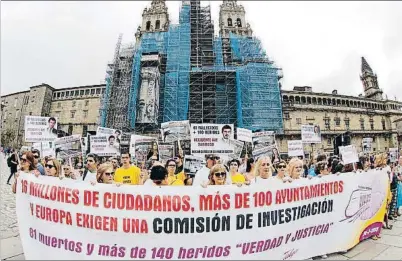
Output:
[253, 156, 273, 184]
[207, 164, 227, 186]
[12, 152, 39, 194]
[96, 163, 115, 184]
[44, 158, 61, 178]
[288, 158, 304, 180]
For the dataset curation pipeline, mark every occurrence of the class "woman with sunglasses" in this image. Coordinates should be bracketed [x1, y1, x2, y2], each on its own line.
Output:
[165, 159, 184, 186]
[228, 159, 247, 185]
[207, 164, 227, 186]
[12, 152, 39, 194]
[274, 160, 291, 183]
[45, 158, 61, 177]
[252, 156, 273, 184]
[96, 163, 115, 184]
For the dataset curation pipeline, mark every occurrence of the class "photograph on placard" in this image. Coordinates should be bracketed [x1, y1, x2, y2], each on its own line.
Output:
[25, 116, 58, 142]
[252, 131, 276, 151]
[90, 135, 120, 157]
[190, 124, 235, 157]
[301, 125, 322, 144]
[54, 135, 82, 159]
[161, 120, 191, 143]
[183, 155, 204, 176]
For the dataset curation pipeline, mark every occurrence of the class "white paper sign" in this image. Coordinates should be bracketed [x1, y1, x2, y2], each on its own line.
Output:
[237, 128, 252, 143]
[97, 127, 122, 142]
[301, 125, 321, 144]
[32, 142, 55, 158]
[339, 145, 359, 165]
[90, 135, 120, 156]
[362, 138, 373, 153]
[190, 124, 235, 157]
[183, 155, 204, 176]
[24, 116, 58, 142]
[288, 140, 304, 157]
[389, 148, 398, 163]
[129, 135, 157, 162]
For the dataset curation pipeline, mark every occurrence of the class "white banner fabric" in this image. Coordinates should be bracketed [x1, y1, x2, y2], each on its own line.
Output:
[17, 169, 388, 260]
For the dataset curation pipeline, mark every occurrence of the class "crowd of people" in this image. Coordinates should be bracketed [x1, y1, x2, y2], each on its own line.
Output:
[2, 146, 402, 258]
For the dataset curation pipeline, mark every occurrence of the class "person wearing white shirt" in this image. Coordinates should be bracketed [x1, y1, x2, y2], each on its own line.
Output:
[193, 154, 232, 186]
[253, 156, 274, 185]
[82, 153, 98, 182]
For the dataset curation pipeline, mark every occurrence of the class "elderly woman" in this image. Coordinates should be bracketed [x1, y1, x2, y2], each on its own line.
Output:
[45, 158, 62, 177]
[252, 156, 273, 184]
[288, 157, 304, 180]
[315, 161, 329, 177]
[96, 163, 115, 184]
[207, 164, 227, 186]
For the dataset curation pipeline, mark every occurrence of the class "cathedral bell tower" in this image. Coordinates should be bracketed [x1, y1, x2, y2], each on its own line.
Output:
[136, 0, 170, 42]
[360, 57, 383, 100]
[219, 0, 253, 38]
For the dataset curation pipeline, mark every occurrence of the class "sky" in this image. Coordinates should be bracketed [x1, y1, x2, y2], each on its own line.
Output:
[1, 1, 402, 99]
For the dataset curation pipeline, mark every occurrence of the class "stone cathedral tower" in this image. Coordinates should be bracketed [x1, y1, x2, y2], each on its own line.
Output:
[219, 0, 253, 38]
[360, 56, 383, 100]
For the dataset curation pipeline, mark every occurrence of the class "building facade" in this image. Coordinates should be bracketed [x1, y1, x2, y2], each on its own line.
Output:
[277, 57, 402, 156]
[1, 84, 105, 147]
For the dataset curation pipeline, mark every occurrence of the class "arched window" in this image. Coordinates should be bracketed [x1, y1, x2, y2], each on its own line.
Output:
[146, 21, 151, 31]
[236, 18, 242, 27]
[227, 18, 233, 26]
[155, 20, 160, 30]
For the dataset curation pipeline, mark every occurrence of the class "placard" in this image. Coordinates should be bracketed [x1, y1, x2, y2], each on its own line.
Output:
[54, 135, 82, 159]
[24, 116, 58, 142]
[288, 140, 304, 157]
[252, 131, 276, 151]
[389, 148, 398, 163]
[190, 124, 235, 157]
[237, 128, 252, 143]
[339, 145, 359, 165]
[89, 135, 120, 157]
[129, 135, 158, 162]
[32, 142, 55, 158]
[158, 144, 175, 163]
[183, 155, 204, 176]
[362, 138, 372, 153]
[301, 125, 321, 144]
[161, 121, 191, 143]
[96, 127, 122, 143]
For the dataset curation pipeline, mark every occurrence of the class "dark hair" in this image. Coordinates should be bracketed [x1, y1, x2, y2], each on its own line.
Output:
[22, 151, 36, 171]
[150, 165, 168, 185]
[86, 153, 99, 163]
[246, 158, 255, 173]
[165, 159, 176, 169]
[115, 130, 121, 135]
[221, 125, 232, 132]
[315, 161, 327, 175]
[316, 154, 327, 163]
[184, 177, 193, 186]
[31, 149, 40, 157]
[48, 117, 56, 123]
[228, 159, 240, 167]
[108, 135, 115, 141]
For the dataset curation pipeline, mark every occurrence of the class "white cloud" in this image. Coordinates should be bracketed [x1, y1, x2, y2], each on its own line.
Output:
[1, 1, 401, 100]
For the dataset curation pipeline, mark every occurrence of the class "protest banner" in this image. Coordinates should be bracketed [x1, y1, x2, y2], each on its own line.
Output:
[362, 138, 373, 153]
[90, 135, 120, 157]
[287, 140, 304, 157]
[301, 125, 321, 144]
[158, 144, 175, 163]
[183, 155, 204, 176]
[237, 128, 252, 143]
[32, 142, 55, 158]
[17, 169, 388, 260]
[339, 145, 359, 165]
[54, 135, 82, 159]
[389, 148, 398, 163]
[161, 121, 191, 143]
[190, 124, 235, 157]
[129, 135, 158, 162]
[24, 116, 58, 142]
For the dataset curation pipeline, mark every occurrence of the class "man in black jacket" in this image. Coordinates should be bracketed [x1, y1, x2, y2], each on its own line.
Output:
[7, 149, 19, 185]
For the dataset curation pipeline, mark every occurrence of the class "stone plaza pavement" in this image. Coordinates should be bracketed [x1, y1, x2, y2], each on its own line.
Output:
[0, 154, 401, 260]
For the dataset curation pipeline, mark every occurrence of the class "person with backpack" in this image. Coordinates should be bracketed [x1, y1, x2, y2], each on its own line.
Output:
[82, 153, 98, 182]
[7, 149, 19, 185]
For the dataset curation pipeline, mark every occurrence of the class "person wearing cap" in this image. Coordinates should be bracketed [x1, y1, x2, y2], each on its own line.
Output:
[193, 154, 232, 186]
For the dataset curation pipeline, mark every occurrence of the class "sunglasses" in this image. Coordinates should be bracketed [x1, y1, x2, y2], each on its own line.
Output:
[208, 157, 220, 160]
[214, 172, 226, 178]
[277, 165, 286, 169]
[33, 155, 40, 159]
[104, 172, 114, 177]
[45, 164, 55, 169]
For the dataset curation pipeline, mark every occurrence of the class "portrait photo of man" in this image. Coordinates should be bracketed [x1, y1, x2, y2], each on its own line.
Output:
[221, 125, 232, 144]
[45, 117, 57, 138]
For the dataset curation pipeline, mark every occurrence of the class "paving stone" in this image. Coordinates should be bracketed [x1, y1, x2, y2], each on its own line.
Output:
[349, 243, 389, 260]
[376, 234, 402, 248]
[372, 246, 402, 260]
[382, 226, 402, 236]
[0, 237, 23, 260]
[343, 240, 376, 258]
[4, 254, 25, 260]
